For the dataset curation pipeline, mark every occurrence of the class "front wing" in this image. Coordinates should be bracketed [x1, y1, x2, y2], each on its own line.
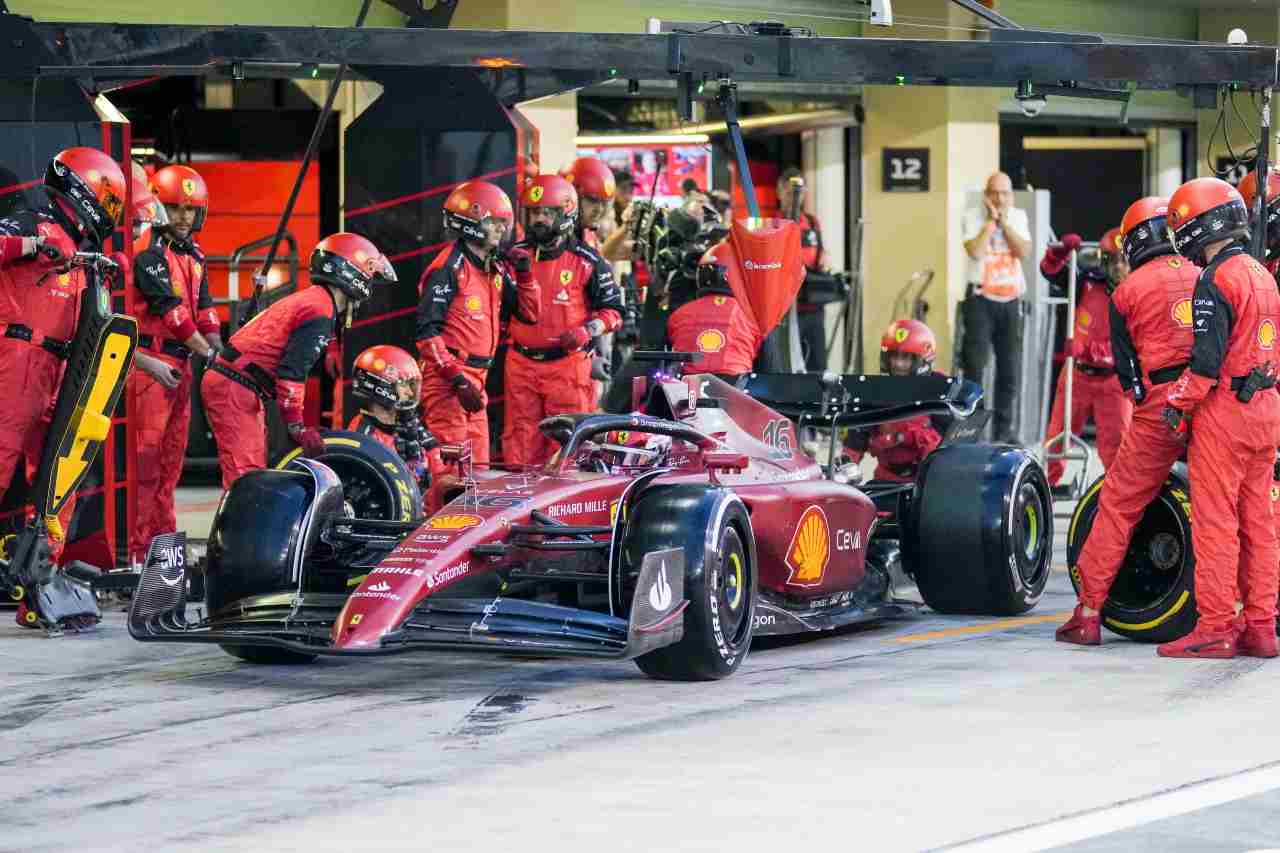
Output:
[128, 547, 684, 661]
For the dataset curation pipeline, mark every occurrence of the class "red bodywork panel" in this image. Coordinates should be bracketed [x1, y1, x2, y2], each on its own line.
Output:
[333, 375, 877, 649]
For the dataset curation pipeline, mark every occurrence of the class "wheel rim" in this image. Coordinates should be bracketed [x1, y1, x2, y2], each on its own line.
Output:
[716, 530, 750, 646]
[321, 454, 395, 520]
[1108, 499, 1185, 612]
[1011, 480, 1049, 586]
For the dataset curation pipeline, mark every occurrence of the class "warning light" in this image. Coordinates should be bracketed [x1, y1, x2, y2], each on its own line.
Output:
[896, 75, 906, 85]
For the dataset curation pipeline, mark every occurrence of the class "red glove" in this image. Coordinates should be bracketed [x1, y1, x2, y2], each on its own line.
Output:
[107, 251, 131, 285]
[323, 339, 341, 379]
[1061, 233, 1082, 252]
[1041, 233, 1082, 277]
[869, 430, 905, 452]
[506, 247, 534, 284]
[450, 374, 485, 414]
[36, 231, 75, 267]
[559, 325, 592, 352]
[288, 423, 326, 457]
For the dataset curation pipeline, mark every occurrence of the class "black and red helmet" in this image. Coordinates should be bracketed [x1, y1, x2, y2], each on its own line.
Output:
[442, 181, 514, 244]
[44, 146, 127, 246]
[352, 345, 421, 411]
[879, 319, 937, 375]
[309, 232, 397, 303]
[150, 165, 210, 232]
[521, 174, 579, 242]
[1167, 177, 1249, 264]
[1238, 168, 1280, 259]
[1120, 197, 1174, 270]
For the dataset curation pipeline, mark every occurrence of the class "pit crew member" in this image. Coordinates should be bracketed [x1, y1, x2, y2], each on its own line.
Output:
[665, 241, 763, 381]
[202, 233, 393, 488]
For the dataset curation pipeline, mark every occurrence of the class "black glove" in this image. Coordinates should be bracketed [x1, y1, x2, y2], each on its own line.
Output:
[1162, 405, 1188, 436]
[844, 429, 871, 453]
[451, 374, 485, 414]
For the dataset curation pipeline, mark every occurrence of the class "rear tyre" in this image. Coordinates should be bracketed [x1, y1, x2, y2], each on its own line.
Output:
[905, 443, 1053, 615]
[221, 645, 318, 665]
[1065, 471, 1197, 643]
[627, 486, 756, 681]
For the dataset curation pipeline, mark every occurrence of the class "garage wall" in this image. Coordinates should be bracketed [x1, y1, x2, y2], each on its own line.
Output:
[9, 0, 405, 26]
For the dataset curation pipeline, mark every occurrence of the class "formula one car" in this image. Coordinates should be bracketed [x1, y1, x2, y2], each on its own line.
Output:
[129, 364, 1053, 680]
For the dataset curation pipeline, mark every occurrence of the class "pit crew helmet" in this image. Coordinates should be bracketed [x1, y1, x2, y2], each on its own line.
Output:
[1237, 168, 1280, 259]
[1168, 176, 1250, 265]
[352, 345, 421, 412]
[560, 157, 616, 201]
[521, 174, 578, 245]
[880, 318, 936, 376]
[309, 232, 397, 304]
[129, 161, 167, 254]
[442, 181, 514, 245]
[44, 146, 126, 246]
[150, 164, 209, 232]
[1120, 197, 1174, 271]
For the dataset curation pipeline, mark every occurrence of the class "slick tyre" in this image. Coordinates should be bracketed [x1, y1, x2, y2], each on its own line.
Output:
[1066, 471, 1197, 644]
[221, 645, 318, 665]
[906, 443, 1053, 615]
[626, 486, 756, 681]
[274, 429, 420, 522]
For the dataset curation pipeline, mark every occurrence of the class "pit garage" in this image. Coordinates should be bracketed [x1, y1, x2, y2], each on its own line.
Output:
[3, 2, 1280, 851]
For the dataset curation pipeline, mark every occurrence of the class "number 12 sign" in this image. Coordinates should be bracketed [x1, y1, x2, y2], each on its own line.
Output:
[882, 148, 929, 192]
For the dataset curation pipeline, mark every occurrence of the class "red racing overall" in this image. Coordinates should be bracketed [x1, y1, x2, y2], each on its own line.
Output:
[346, 412, 398, 453]
[129, 231, 220, 560]
[1167, 247, 1280, 635]
[1070, 254, 1199, 611]
[201, 286, 337, 488]
[665, 287, 763, 378]
[502, 237, 621, 466]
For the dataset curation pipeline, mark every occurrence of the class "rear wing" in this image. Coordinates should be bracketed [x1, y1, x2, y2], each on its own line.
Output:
[739, 373, 982, 431]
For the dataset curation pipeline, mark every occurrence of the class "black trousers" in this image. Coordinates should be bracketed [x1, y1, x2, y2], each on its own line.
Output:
[960, 292, 1022, 440]
[798, 309, 826, 372]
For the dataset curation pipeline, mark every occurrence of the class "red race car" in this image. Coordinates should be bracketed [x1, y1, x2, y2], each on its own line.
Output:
[129, 358, 1053, 681]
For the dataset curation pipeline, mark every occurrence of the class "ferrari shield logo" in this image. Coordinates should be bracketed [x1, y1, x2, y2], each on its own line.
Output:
[714, 296, 727, 306]
[785, 505, 830, 587]
[894, 325, 909, 343]
[1171, 298, 1192, 329]
[193, 262, 203, 281]
[559, 270, 573, 286]
[181, 177, 197, 197]
[493, 273, 502, 290]
[528, 185, 544, 203]
[1076, 308, 1091, 329]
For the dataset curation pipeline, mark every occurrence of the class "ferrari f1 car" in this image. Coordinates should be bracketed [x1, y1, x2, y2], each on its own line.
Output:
[129, 365, 1053, 680]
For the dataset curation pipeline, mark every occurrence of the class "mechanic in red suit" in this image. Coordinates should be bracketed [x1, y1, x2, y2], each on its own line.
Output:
[1159, 177, 1280, 658]
[128, 165, 223, 563]
[417, 181, 539, 484]
[203, 233, 394, 488]
[1238, 168, 1280, 277]
[503, 174, 623, 466]
[0, 147, 125, 548]
[1056, 198, 1201, 645]
[843, 319, 944, 482]
[561, 156, 622, 256]
[665, 241, 763, 380]
[1038, 228, 1133, 486]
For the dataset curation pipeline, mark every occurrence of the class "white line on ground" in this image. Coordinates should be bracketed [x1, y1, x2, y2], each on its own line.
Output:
[937, 757, 1280, 852]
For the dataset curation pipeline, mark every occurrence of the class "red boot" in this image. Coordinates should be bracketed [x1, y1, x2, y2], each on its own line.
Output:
[1056, 605, 1101, 646]
[1238, 624, 1279, 658]
[1157, 623, 1238, 659]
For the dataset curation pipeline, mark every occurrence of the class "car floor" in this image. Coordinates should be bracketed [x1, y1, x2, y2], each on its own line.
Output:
[4, 457, 1278, 852]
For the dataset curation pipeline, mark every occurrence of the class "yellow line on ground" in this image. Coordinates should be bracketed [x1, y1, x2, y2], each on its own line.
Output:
[891, 612, 1071, 644]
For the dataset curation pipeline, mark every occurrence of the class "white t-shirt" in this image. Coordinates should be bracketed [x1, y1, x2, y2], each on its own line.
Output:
[963, 205, 1031, 302]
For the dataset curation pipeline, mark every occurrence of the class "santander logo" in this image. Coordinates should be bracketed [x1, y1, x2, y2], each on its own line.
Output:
[743, 259, 782, 271]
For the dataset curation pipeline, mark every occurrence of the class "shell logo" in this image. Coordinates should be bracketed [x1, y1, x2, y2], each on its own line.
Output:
[1076, 308, 1091, 329]
[528, 185, 544, 203]
[181, 178, 197, 197]
[465, 295, 482, 311]
[785, 505, 830, 587]
[427, 514, 482, 530]
[1258, 318, 1277, 350]
[559, 270, 573, 286]
[894, 325, 909, 344]
[696, 329, 726, 353]
[1171, 298, 1193, 329]
[714, 296, 727, 306]
[57, 272, 71, 288]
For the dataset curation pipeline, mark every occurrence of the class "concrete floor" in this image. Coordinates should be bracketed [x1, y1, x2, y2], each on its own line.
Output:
[4, 473, 1279, 852]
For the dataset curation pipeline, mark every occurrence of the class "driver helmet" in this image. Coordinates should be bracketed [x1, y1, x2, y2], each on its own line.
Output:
[352, 345, 421, 412]
[309, 232, 397, 305]
[600, 429, 671, 469]
[880, 319, 936, 376]
[44, 146, 127, 246]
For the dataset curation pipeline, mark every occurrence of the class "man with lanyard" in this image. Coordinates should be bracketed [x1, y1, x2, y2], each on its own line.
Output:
[960, 171, 1032, 442]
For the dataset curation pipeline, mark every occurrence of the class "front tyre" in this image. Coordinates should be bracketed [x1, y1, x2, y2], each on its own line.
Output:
[221, 645, 318, 665]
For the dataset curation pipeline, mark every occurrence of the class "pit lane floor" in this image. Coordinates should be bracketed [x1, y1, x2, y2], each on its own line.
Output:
[3, 494, 1279, 852]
